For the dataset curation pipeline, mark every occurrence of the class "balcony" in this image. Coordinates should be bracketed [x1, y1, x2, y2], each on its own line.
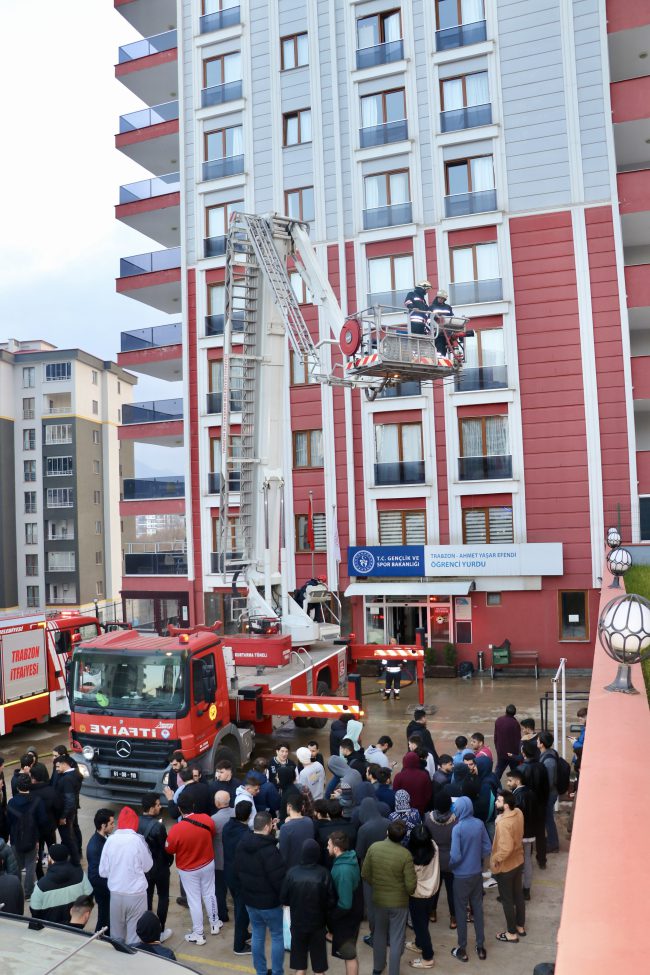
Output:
[363, 202, 412, 230]
[206, 391, 243, 414]
[120, 172, 180, 204]
[441, 103, 492, 133]
[449, 279, 503, 305]
[43, 395, 72, 415]
[123, 476, 185, 500]
[208, 471, 241, 493]
[116, 30, 178, 104]
[374, 460, 425, 485]
[119, 100, 178, 134]
[202, 155, 245, 181]
[379, 380, 422, 398]
[122, 398, 183, 424]
[117, 247, 181, 313]
[200, 5, 241, 34]
[121, 322, 182, 352]
[114, 0, 177, 38]
[116, 173, 180, 248]
[368, 289, 409, 309]
[360, 119, 408, 148]
[435, 20, 487, 51]
[116, 100, 179, 175]
[201, 79, 243, 108]
[204, 236, 227, 258]
[124, 552, 188, 575]
[47, 594, 77, 605]
[47, 557, 76, 573]
[46, 523, 74, 542]
[205, 311, 246, 336]
[444, 188, 497, 218]
[118, 322, 182, 381]
[458, 454, 512, 480]
[356, 39, 404, 70]
[454, 365, 508, 392]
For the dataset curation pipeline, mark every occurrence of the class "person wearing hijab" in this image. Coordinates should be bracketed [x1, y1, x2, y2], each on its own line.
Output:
[389, 790, 421, 843]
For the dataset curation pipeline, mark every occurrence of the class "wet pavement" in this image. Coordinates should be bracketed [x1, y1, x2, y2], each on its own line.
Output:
[1, 669, 589, 974]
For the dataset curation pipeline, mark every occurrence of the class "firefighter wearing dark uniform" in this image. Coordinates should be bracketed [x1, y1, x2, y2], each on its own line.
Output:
[404, 280, 432, 335]
[429, 288, 454, 356]
[382, 643, 404, 700]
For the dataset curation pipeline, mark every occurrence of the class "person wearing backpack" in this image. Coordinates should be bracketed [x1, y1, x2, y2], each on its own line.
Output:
[7, 772, 48, 898]
[538, 731, 563, 853]
[139, 792, 173, 942]
[404, 825, 440, 969]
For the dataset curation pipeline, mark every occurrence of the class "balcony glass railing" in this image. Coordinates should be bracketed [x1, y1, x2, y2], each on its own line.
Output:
[210, 551, 244, 572]
[119, 100, 179, 133]
[379, 380, 422, 398]
[123, 477, 185, 500]
[206, 391, 243, 414]
[121, 323, 182, 352]
[444, 188, 497, 218]
[449, 279, 503, 304]
[48, 596, 77, 605]
[374, 460, 425, 485]
[119, 172, 180, 204]
[435, 20, 487, 51]
[120, 247, 181, 277]
[363, 202, 412, 230]
[47, 560, 76, 573]
[360, 119, 408, 148]
[356, 39, 404, 70]
[208, 471, 241, 493]
[118, 29, 177, 62]
[124, 552, 188, 575]
[204, 236, 227, 258]
[122, 399, 183, 424]
[441, 103, 492, 133]
[202, 155, 245, 181]
[201, 79, 243, 108]
[205, 310, 246, 336]
[200, 5, 241, 34]
[458, 454, 512, 480]
[454, 366, 508, 392]
[367, 289, 409, 308]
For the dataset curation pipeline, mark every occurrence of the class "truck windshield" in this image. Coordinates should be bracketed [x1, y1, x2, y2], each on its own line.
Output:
[77, 622, 101, 641]
[72, 653, 184, 710]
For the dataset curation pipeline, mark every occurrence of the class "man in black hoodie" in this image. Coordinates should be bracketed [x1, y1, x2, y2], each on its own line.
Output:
[329, 714, 352, 756]
[223, 801, 253, 954]
[519, 739, 549, 869]
[405, 708, 439, 767]
[30, 762, 61, 878]
[139, 792, 173, 940]
[7, 772, 48, 898]
[235, 811, 286, 975]
[507, 769, 536, 900]
[281, 838, 336, 975]
[54, 756, 81, 866]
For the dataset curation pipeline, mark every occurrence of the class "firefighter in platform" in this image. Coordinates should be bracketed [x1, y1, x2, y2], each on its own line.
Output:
[382, 640, 404, 700]
[404, 280, 432, 335]
[430, 288, 455, 356]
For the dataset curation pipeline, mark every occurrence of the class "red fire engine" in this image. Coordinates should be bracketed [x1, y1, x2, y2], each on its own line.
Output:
[68, 624, 362, 801]
[0, 612, 101, 736]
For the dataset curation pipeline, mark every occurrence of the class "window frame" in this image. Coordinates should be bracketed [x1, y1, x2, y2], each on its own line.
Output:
[558, 590, 590, 642]
[464, 327, 504, 368]
[440, 70, 489, 111]
[284, 186, 315, 223]
[202, 51, 241, 88]
[23, 429, 36, 451]
[458, 415, 508, 458]
[435, 0, 485, 30]
[360, 87, 406, 126]
[292, 429, 324, 468]
[450, 241, 498, 283]
[462, 505, 513, 543]
[364, 168, 411, 209]
[204, 124, 242, 161]
[24, 491, 37, 514]
[206, 199, 243, 238]
[22, 367, 35, 388]
[283, 109, 312, 146]
[26, 585, 40, 608]
[44, 362, 72, 382]
[46, 456, 74, 477]
[24, 460, 36, 482]
[290, 350, 318, 386]
[367, 252, 414, 293]
[289, 270, 313, 305]
[26, 554, 39, 577]
[378, 509, 427, 546]
[25, 523, 38, 545]
[374, 421, 424, 464]
[208, 282, 226, 315]
[295, 512, 327, 552]
[356, 9, 403, 48]
[280, 32, 309, 71]
[444, 155, 494, 195]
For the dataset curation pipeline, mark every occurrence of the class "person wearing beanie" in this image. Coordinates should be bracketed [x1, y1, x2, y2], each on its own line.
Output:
[131, 909, 177, 959]
[296, 746, 325, 801]
[30, 843, 93, 925]
[99, 806, 153, 943]
[280, 838, 336, 975]
[425, 794, 457, 927]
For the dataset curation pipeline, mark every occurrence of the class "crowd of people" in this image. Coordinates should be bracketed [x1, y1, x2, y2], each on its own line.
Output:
[0, 704, 587, 972]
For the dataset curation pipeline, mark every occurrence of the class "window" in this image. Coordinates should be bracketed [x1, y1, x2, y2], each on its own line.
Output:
[26, 554, 39, 577]
[357, 9, 402, 48]
[47, 488, 74, 508]
[360, 88, 406, 128]
[281, 32, 308, 70]
[93, 460, 101, 474]
[436, 0, 485, 30]
[289, 270, 313, 304]
[367, 253, 413, 300]
[92, 370, 98, 385]
[283, 109, 312, 146]
[205, 124, 244, 160]
[462, 506, 513, 543]
[95, 551, 103, 565]
[364, 170, 410, 210]
[451, 242, 499, 283]
[208, 283, 225, 316]
[92, 400, 99, 415]
[375, 423, 423, 465]
[446, 156, 494, 196]
[95, 521, 102, 534]
[96, 581, 104, 596]
[45, 362, 71, 382]
[117, 408, 121, 423]
[192, 653, 217, 704]
[24, 460, 36, 482]
[92, 429, 101, 445]
[456, 328, 506, 390]
[27, 586, 40, 608]
[47, 456, 74, 476]
[23, 429, 36, 451]
[379, 510, 426, 545]
[486, 592, 501, 606]
[296, 513, 327, 551]
[93, 490, 101, 505]
[459, 415, 511, 479]
[293, 429, 324, 467]
[24, 491, 37, 514]
[25, 523, 38, 545]
[45, 424, 72, 445]
[49, 552, 75, 572]
[206, 200, 243, 240]
[23, 366, 35, 388]
[559, 591, 588, 641]
[441, 71, 489, 112]
[285, 187, 315, 223]
[211, 516, 244, 557]
[203, 51, 241, 88]
[23, 397, 35, 419]
[290, 349, 318, 385]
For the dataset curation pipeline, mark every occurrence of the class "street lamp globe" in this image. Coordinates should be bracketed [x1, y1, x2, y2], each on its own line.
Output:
[606, 527, 621, 549]
[598, 593, 650, 694]
[606, 546, 632, 588]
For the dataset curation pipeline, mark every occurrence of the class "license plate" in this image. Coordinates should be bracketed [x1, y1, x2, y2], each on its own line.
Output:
[111, 769, 138, 780]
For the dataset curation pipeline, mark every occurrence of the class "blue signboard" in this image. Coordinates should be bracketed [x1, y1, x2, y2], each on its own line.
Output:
[348, 546, 425, 577]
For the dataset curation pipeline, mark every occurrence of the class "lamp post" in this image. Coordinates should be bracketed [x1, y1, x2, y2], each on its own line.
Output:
[606, 527, 621, 549]
[606, 546, 632, 588]
[598, 593, 650, 694]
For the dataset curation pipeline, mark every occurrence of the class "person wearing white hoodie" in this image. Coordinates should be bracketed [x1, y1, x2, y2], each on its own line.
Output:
[296, 746, 325, 800]
[99, 806, 153, 943]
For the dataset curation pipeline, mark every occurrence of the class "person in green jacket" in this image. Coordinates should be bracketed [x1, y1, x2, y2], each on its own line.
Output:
[328, 831, 364, 975]
[361, 820, 417, 975]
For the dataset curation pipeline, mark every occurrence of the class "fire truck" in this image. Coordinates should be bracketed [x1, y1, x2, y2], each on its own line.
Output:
[0, 612, 101, 736]
[68, 623, 362, 801]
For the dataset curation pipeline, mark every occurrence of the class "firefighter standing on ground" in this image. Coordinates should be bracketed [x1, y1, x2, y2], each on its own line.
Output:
[382, 639, 404, 701]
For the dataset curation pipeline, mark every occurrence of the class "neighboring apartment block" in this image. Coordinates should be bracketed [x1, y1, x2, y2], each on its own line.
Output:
[0, 339, 136, 614]
[112, 0, 650, 666]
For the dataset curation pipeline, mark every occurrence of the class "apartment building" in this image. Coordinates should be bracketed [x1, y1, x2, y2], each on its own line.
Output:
[0, 339, 136, 615]
[112, 0, 650, 666]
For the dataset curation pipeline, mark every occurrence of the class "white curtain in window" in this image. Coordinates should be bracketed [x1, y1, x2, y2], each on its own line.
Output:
[365, 175, 381, 210]
[229, 125, 243, 157]
[210, 360, 223, 392]
[361, 95, 380, 128]
[296, 34, 309, 65]
[394, 254, 414, 290]
[452, 247, 474, 283]
[486, 415, 508, 455]
[442, 78, 464, 111]
[368, 257, 390, 294]
[375, 424, 399, 463]
[461, 418, 483, 457]
[294, 432, 308, 466]
[464, 334, 480, 368]
[470, 156, 494, 191]
[480, 329, 504, 366]
[390, 171, 409, 204]
[401, 424, 423, 461]
[207, 206, 224, 236]
[357, 16, 378, 48]
[384, 12, 401, 41]
[209, 284, 225, 314]
[311, 429, 324, 466]
[466, 72, 489, 107]
[476, 242, 500, 281]
[461, 0, 485, 25]
[301, 110, 312, 142]
[224, 53, 241, 82]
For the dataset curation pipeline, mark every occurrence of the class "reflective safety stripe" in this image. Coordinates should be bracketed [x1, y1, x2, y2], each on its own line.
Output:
[375, 648, 423, 658]
[291, 702, 361, 714]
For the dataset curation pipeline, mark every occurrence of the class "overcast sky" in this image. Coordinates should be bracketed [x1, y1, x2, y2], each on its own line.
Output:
[0, 1, 181, 473]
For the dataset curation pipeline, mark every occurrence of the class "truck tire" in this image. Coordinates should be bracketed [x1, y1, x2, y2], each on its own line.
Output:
[294, 717, 310, 729]
[309, 680, 331, 729]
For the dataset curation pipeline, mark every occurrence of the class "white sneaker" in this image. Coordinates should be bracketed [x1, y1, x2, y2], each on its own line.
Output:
[482, 871, 492, 879]
[185, 932, 206, 945]
[483, 878, 498, 890]
[159, 928, 173, 943]
[210, 920, 223, 935]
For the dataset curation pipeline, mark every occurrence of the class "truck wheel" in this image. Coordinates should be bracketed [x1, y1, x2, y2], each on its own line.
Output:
[294, 717, 310, 728]
[309, 680, 330, 729]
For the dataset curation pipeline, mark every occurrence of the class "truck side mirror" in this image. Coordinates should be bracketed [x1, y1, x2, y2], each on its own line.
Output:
[65, 659, 72, 699]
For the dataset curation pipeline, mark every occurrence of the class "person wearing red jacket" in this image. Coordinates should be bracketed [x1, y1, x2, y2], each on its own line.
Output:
[393, 752, 432, 816]
[166, 790, 220, 946]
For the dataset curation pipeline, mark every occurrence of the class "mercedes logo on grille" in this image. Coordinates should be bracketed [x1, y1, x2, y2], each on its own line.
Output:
[115, 739, 132, 759]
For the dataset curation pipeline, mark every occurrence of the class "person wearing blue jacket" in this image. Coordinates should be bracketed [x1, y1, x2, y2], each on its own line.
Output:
[449, 796, 492, 963]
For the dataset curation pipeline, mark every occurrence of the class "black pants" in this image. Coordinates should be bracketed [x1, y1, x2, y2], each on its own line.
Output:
[495, 865, 525, 935]
[431, 869, 455, 920]
[409, 896, 434, 961]
[95, 889, 111, 934]
[290, 926, 328, 973]
[228, 885, 250, 952]
[494, 756, 520, 781]
[147, 870, 170, 929]
[215, 869, 229, 921]
[384, 672, 401, 695]
[534, 808, 547, 866]
[58, 820, 80, 865]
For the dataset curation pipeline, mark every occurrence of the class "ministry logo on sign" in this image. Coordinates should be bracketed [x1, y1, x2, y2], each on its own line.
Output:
[351, 549, 376, 574]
